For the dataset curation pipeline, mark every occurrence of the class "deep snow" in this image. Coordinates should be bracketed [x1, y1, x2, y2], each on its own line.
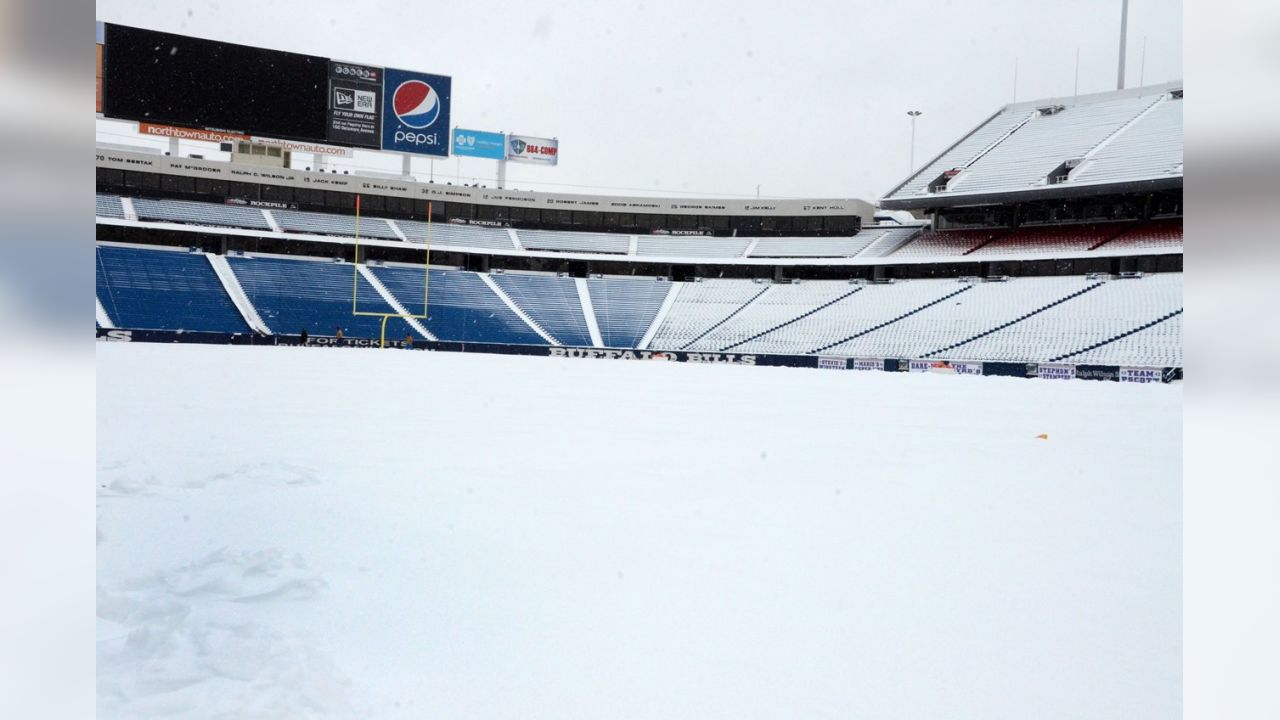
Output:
[96, 343, 1181, 719]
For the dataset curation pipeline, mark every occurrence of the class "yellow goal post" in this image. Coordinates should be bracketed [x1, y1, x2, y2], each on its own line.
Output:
[351, 196, 433, 348]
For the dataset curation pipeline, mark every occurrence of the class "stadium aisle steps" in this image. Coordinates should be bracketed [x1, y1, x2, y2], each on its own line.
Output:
[889, 229, 1000, 258]
[1088, 219, 1183, 252]
[852, 226, 925, 258]
[930, 274, 1180, 364]
[1086, 224, 1139, 251]
[357, 265, 434, 341]
[719, 287, 863, 352]
[809, 285, 974, 354]
[921, 282, 1105, 357]
[491, 273, 594, 346]
[227, 255, 410, 338]
[959, 229, 1013, 255]
[207, 253, 273, 335]
[371, 266, 547, 346]
[678, 285, 771, 350]
[1049, 308, 1184, 363]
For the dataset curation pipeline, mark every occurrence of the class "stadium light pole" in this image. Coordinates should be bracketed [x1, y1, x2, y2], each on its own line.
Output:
[907, 110, 923, 173]
[1139, 35, 1147, 87]
[1117, 0, 1129, 90]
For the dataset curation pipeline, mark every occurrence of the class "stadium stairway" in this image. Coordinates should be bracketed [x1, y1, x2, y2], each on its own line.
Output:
[227, 255, 413, 339]
[960, 229, 1013, 255]
[356, 265, 435, 341]
[96, 298, 113, 328]
[808, 284, 974, 355]
[636, 283, 681, 350]
[477, 273, 561, 345]
[207, 253, 273, 335]
[372, 266, 552, 346]
[678, 285, 772, 350]
[575, 278, 605, 347]
[719, 287, 864, 352]
[1087, 220, 1181, 251]
[1049, 308, 1184, 363]
[491, 273, 594, 346]
[920, 282, 1105, 358]
[1085, 225, 1139, 251]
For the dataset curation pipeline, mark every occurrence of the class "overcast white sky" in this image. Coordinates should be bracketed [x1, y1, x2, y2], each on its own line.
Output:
[96, 0, 1182, 202]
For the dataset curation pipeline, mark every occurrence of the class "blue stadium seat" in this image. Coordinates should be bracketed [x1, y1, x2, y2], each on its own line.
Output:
[227, 255, 412, 338]
[131, 197, 272, 230]
[372, 266, 546, 345]
[96, 245, 250, 333]
[96, 194, 125, 219]
[272, 209, 400, 240]
[587, 277, 669, 348]
[492, 273, 593, 346]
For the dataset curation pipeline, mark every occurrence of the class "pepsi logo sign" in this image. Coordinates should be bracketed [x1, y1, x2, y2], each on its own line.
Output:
[380, 69, 451, 156]
[393, 80, 442, 130]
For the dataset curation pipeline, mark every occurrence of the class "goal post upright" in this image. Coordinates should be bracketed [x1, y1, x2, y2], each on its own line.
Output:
[352, 194, 360, 316]
[423, 201, 432, 314]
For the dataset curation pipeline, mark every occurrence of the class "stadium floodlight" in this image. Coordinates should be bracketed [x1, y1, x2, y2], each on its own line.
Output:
[907, 110, 923, 173]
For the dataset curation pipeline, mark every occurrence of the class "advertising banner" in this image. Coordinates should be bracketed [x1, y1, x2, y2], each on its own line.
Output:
[225, 198, 298, 210]
[452, 128, 507, 159]
[93, 327, 1183, 385]
[550, 348, 757, 365]
[249, 136, 353, 158]
[851, 358, 882, 372]
[1119, 367, 1163, 384]
[139, 122, 247, 144]
[951, 361, 983, 376]
[816, 356, 847, 370]
[1076, 366, 1119, 381]
[381, 67, 451, 157]
[506, 133, 558, 165]
[138, 123, 354, 157]
[327, 61, 383, 149]
[909, 359, 953, 374]
[1036, 364, 1077, 380]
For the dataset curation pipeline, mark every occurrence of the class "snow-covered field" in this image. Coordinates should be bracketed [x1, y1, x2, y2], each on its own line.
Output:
[96, 343, 1181, 719]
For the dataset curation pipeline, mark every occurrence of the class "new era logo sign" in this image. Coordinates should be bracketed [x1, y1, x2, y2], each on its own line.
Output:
[334, 87, 376, 114]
